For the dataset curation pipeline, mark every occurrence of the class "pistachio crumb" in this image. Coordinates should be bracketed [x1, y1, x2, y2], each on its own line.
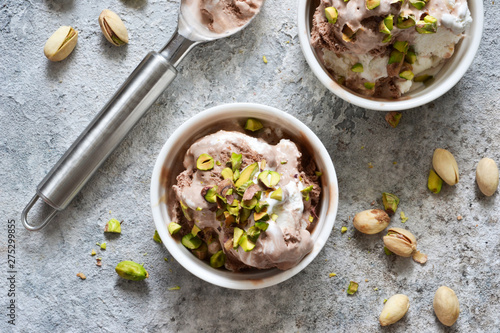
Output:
[281, 161, 287, 164]
[168, 286, 181, 291]
[164, 258, 168, 262]
[216, 161, 221, 166]
[91, 249, 96, 256]
[196, 207, 202, 211]
[315, 171, 323, 177]
[309, 215, 314, 223]
[384, 247, 393, 255]
[263, 55, 268, 64]
[329, 273, 337, 277]
[341, 226, 347, 233]
[153, 230, 162, 244]
[144, 253, 148, 256]
[76, 272, 86, 280]
[361, 146, 364, 149]
[347, 281, 359, 295]
[374, 287, 379, 291]
[365, 279, 369, 282]
[393, 161, 397, 165]
[368, 162, 373, 169]
[383, 299, 388, 303]
[400, 211, 408, 223]
[100, 242, 106, 250]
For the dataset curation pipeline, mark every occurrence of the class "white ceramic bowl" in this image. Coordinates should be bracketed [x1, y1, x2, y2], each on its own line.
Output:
[150, 103, 339, 289]
[298, 0, 483, 111]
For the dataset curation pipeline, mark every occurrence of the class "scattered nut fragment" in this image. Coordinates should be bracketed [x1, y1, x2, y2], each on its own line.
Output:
[385, 111, 402, 128]
[76, 272, 86, 280]
[347, 281, 358, 295]
[434, 286, 460, 326]
[104, 218, 121, 233]
[383, 227, 427, 264]
[476, 157, 499, 196]
[353, 209, 390, 234]
[98, 9, 129, 46]
[44, 26, 78, 62]
[432, 148, 459, 186]
[115, 261, 149, 281]
[153, 230, 162, 243]
[382, 192, 399, 214]
[379, 294, 410, 326]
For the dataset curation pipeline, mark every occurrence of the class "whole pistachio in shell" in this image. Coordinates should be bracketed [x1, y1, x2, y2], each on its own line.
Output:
[44, 26, 78, 62]
[99, 9, 129, 46]
[476, 157, 499, 196]
[432, 148, 459, 186]
[379, 294, 410, 326]
[353, 209, 390, 234]
[433, 286, 460, 326]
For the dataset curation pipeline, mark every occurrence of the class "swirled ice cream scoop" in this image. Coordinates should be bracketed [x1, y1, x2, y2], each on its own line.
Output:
[170, 125, 322, 271]
[311, 0, 472, 98]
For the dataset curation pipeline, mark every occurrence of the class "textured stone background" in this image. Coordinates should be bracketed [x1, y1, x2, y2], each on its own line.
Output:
[1, 0, 499, 331]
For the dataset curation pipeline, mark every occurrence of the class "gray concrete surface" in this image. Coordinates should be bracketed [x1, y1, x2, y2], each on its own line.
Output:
[1, 0, 499, 331]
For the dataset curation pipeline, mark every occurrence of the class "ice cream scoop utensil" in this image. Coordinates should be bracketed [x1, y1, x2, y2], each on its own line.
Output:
[21, 1, 264, 231]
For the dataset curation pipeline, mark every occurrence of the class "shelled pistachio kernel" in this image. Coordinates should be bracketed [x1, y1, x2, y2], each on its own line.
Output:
[196, 153, 214, 170]
[181, 233, 202, 250]
[385, 111, 402, 128]
[409, 0, 428, 9]
[397, 13, 416, 29]
[382, 192, 399, 214]
[388, 50, 404, 65]
[221, 168, 233, 180]
[416, 15, 438, 34]
[231, 152, 242, 171]
[233, 227, 244, 249]
[324, 7, 338, 24]
[347, 281, 359, 295]
[204, 186, 218, 203]
[379, 14, 394, 34]
[168, 222, 182, 235]
[351, 63, 364, 72]
[393, 41, 409, 53]
[300, 185, 313, 201]
[366, 0, 380, 9]
[153, 230, 162, 243]
[428, 169, 443, 193]
[115, 261, 149, 281]
[270, 188, 283, 201]
[244, 118, 263, 132]
[399, 70, 414, 80]
[104, 218, 121, 233]
[238, 234, 256, 252]
[258, 170, 280, 188]
[44, 26, 78, 62]
[405, 49, 417, 64]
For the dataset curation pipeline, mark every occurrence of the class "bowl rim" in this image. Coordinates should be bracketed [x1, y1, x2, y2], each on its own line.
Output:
[150, 103, 339, 289]
[297, 0, 484, 111]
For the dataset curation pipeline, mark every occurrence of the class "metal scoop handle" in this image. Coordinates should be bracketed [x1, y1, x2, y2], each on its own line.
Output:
[22, 31, 198, 231]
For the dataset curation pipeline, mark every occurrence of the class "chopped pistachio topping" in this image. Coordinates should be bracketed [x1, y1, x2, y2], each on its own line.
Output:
[324, 7, 338, 24]
[351, 63, 364, 73]
[270, 188, 283, 201]
[216, 160, 222, 166]
[281, 161, 287, 164]
[364, 82, 375, 90]
[168, 222, 182, 235]
[405, 49, 417, 64]
[382, 192, 400, 214]
[196, 153, 214, 171]
[400, 211, 408, 223]
[341, 226, 348, 233]
[235, 163, 259, 188]
[168, 286, 181, 291]
[181, 234, 202, 250]
[244, 118, 264, 132]
[271, 214, 279, 221]
[104, 218, 122, 233]
[258, 170, 280, 188]
[192, 242, 208, 260]
[315, 171, 323, 177]
[179, 201, 192, 221]
[399, 70, 414, 80]
[393, 41, 409, 53]
[255, 201, 269, 213]
[231, 153, 243, 172]
[238, 234, 256, 252]
[416, 15, 437, 34]
[255, 221, 269, 231]
[309, 215, 314, 223]
[233, 227, 244, 249]
[210, 250, 226, 268]
[409, 0, 428, 9]
[301, 185, 314, 201]
[91, 249, 96, 256]
[379, 14, 394, 34]
[397, 13, 416, 29]
[382, 34, 392, 43]
[191, 224, 201, 236]
[428, 169, 443, 193]
[100, 242, 107, 250]
[247, 226, 261, 243]
[366, 0, 380, 10]
[204, 186, 218, 203]
[388, 50, 404, 65]
[262, 55, 268, 64]
[383, 299, 388, 303]
[347, 281, 359, 295]
[232, 169, 240, 182]
[254, 211, 270, 222]
[153, 230, 162, 243]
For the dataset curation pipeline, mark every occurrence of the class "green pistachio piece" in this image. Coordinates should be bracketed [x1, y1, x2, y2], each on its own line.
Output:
[301, 185, 314, 201]
[236, 180, 254, 196]
[244, 118, 263, 132]
[384, 246, 393, 255]
[414, 74, 433, 83]
[168, 222, 182, 235]
[231, 153, 242, 172]
[196, 153, 214, 171]
[255, 221, 269, 231]
[210, 250, 226, 268]
[382, 34, 392, 43]
[341, 226, 348, 233]
[238, 234, 256, 252]
[347, 281, 359, 295]
[240, 208, 252, 223]
[181, 234, 202, 250]
[337, 76, 346, 85]
[254, 211, 270, 222]
[315, 171, 323, 177]
[247, 226, 261, 243]
[366, 0, 380, 10]
[254, 201, 269, 213]
[233, 227, 244, 249]
[324, 7, 338, 24]
[221, 168, 233, 180]
[227, 200, 241, 216]
[399, 70, 414, 80]
[428, 169, 443, 193]
[179, 201, 192, 221]
[258, 170, 281, 188]
[100, 242, 107, 250]
[270, 188, 283, 201]
[385, 111, 402, 128]
[216, 160, 221, 166]
[409, 0, 428, 9]
[379, 14, 394, 34]
[364, 82, 375, 90]
[388, 50, 404, 65]
[204, 186, 218, 203]
[342, 24, 357, 42]
[271, 214, 279, 221]
[191, 224, 201, 236]
[235, 163, 259, 188]
[233, 169, 240, 182]
[153, 230, 162, 243]
[393, 41, 409, 53]
[405, 49, 417, 64]
[351, 63, 364, 73]
[192, 242, 208, 260]
[382, 192, 400, 214]
[416, 15, 437, 34]
[115, 261, 149, 281]
[309, 215, 314, 223]
[241, 197, 258, 210]
[104, 218, 121, 233]
[397, 13, 416, 29]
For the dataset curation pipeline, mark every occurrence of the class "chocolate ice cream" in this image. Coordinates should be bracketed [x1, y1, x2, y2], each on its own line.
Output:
[168, 121, 322, 271]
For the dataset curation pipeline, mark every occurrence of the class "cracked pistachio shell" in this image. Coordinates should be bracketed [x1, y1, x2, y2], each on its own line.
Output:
[99, 9, 129, 46]
[353, 209, 390, 234]
[44, 26, 78, 62]
[383, 227, 416, 257]
[432, 148, 459, 185]
[476, 158, 499, 196]
[434, 286, 460, 326]
[379, 294, 410, 326]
